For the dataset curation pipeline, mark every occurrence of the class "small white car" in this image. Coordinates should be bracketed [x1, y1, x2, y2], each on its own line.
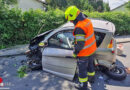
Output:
[26, 19, 127, 81]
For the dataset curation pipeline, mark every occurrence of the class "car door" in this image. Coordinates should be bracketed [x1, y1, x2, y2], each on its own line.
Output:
[42, 30, 77, 80]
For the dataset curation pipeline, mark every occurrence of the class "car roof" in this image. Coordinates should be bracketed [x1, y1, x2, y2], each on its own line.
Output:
[59, 18, 115, 33]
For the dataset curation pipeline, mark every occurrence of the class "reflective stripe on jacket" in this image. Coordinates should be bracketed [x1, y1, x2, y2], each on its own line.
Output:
[73, 18, 97, 57]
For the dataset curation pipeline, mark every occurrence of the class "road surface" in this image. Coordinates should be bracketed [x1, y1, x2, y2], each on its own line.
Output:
[0, 43, 130, 90]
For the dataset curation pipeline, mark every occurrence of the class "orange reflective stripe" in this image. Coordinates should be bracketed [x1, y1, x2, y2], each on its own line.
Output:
[85, 33, 94, 41]
[85, 22, 91, 27]
[76, 36, 85, 40]
[83, 40, 96, 49]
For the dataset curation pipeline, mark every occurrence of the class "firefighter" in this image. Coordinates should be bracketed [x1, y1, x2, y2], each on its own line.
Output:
[65, 6, 97, 90]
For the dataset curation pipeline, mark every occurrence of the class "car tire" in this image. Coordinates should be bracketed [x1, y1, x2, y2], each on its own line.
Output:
[105, 66, 127, 81]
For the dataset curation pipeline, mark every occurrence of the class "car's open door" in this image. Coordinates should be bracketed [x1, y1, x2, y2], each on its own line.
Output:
[42, 48, 76, 80]
[42, 30, 77, 80]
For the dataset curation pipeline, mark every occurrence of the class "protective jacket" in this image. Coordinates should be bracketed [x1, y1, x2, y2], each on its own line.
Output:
[73, 13, 97, 57]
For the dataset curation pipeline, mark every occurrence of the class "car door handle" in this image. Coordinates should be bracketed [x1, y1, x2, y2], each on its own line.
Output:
[65, 56, 73, 58]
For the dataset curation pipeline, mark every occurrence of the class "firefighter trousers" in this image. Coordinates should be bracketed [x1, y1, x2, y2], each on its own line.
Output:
[77, 54, 95, 83]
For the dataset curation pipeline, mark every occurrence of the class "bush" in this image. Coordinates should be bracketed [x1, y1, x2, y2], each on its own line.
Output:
[0, 7, 24, 49]
[0, 6, 129, 49]
[0, 8, 65, 49]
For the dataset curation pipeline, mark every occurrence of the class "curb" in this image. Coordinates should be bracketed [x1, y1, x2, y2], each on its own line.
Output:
[115, 35, 130, 43]
[0, 44, 29, 57]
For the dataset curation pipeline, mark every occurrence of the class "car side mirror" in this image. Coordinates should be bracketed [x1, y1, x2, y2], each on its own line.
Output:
[39, 41, 48, 47]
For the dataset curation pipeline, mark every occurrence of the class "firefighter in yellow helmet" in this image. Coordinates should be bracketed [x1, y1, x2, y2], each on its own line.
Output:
[65, 6, 97, 90]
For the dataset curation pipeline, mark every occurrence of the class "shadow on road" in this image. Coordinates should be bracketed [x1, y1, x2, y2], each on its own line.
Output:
[0, 55, 75, 90]
[118, 54, 127, 58]
[90, 72, 107, 90]
[0, 55, 130, 90]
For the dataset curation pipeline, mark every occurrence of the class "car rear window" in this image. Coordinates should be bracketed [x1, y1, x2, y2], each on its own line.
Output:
[95, 31, 106, 47]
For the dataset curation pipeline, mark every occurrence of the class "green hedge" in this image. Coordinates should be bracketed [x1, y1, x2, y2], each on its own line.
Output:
[0, 8, 65, 49]
[84, 11, 130, 35]
[0, 7, 130, 49]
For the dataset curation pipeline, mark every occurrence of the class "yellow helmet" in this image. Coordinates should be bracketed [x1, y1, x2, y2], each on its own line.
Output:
[65, 6, 80, 21]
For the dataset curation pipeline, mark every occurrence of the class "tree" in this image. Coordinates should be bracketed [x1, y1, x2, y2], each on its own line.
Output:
[97, 1, 104, 12]
[104, 3, 110, 11]
[88, 0, 110, 12]
[45, 0, 94, 11]
[126, 1, 130, 10]
[0, 0, 8, 12]
[0, 0, 17, 5]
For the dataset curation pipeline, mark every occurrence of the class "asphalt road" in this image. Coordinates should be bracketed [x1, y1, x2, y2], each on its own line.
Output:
[0, 43, 130, 90]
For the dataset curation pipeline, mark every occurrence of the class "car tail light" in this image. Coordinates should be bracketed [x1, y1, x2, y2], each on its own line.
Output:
[108, 39, 115, 53]
[112, 51, 115, 53]
[108, 39, 113, 48]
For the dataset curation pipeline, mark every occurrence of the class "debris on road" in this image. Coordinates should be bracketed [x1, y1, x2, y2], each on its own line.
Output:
[125, 67, 130, 74]
[17, 65, 28, 78]
[117, 43, 124, 55]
